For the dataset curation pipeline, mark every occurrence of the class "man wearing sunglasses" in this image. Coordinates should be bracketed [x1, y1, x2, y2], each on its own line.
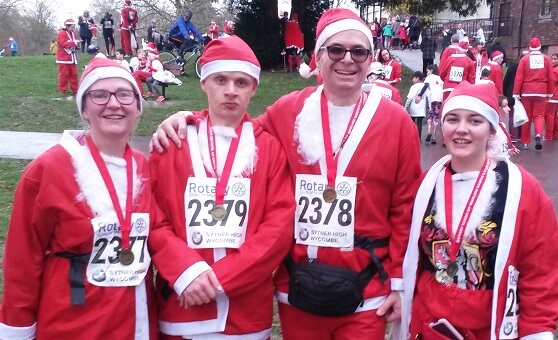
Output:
[151, 8, 420, 339]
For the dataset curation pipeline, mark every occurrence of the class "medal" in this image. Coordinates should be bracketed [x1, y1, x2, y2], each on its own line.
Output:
[118, 248, 135, 266]
[210, 204, 227, 221]
[322, 186, 337, 203]
[447, 261, 458, 277]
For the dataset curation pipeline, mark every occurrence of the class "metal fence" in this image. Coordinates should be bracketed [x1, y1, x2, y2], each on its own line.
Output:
[429, 18, 497, 43]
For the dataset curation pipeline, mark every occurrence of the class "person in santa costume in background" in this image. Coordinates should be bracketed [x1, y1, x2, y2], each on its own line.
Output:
[148, 36, 295, 340]
[484, 51, 505, 94]
[544, 53, 558, 140]
[440, 40, 475, 101]
[151, 8, 421, 339]
[56, 19, 81, 94]
[0, 58, 158, 339]
[120, 0, 138, 56]
[362, 61, 403, 105]
[439, 34, 460, 70]
[284, 13, 304, 72]
[513, 37, 554, 151]
[396, 82, 558, 340]
[224, 20, 234, 35]
[376, 47, 402, 86]
[208, 19, 219, 40]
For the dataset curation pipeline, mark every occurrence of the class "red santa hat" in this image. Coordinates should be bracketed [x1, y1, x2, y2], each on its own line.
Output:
[199, 35, 260, 84]
[442, 82, 499, 131]
[458, 40, 469, 51]
[125, 0, 132, 4]
[529, 37, 541, 51]
[299, 55, 318, 78]
[64, 18, 76, 26]
[313, 8, 374, 57]
[76, 58, 142, 116]
[490, 51, 504, 60]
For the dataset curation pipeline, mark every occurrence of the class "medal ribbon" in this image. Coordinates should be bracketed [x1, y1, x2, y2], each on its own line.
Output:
[87, 136, 134, 249]
[444, 158, 490, 263]
[207, 116, 244, 205]
[320, 91, 365, 187]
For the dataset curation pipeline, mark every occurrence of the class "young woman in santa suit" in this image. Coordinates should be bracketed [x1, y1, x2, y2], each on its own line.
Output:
[376, 47, 402, 86]
[396, 82, 558, 339]
[0, 58, 158, 339]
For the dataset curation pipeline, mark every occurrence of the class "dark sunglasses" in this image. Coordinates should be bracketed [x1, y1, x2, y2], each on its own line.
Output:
[319, 45, 371, 63]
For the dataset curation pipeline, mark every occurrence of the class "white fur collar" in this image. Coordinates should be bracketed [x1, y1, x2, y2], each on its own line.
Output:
[433, 165, 499, 242]
[294, 86, 357, 165]
[197, 119, 257, 177]
[59, 130, 143, 219]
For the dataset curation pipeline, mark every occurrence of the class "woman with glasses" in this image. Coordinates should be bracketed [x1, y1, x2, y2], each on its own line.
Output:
[150, 8, 421, 339]
[397, 82, 558, 339]
[0, 58, 158, 339]
[376, 47, 402, 86]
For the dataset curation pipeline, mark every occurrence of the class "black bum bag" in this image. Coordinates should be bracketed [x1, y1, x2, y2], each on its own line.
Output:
[285, 235, 389, 317]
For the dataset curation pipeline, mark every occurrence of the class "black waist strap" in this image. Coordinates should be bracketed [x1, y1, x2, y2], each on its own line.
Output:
[285, 235, 390, 285]
[55, 252, 91, 306]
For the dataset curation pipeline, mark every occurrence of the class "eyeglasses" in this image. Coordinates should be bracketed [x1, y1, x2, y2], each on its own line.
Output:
[86, 90, 137, 105]
[319, 45, 371, 63]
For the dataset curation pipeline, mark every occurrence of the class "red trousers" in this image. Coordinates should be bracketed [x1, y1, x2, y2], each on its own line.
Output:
[520, 96, 547, 144]
[278, 302, 386, 340]
[132, 70, 151, 95]
[57, 63, 78, 94]
[544, 101, 558, 140]
[121, 29, 132, 55]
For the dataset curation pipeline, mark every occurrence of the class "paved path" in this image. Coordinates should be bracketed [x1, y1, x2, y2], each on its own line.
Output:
[389, 49, 441, 71]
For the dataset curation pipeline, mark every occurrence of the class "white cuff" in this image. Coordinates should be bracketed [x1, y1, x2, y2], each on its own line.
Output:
[0, 322, 36, 340]
[391, 278, 404, 291]
[173, 261, 212, 296]
[177, 110, 193, 118]
[521, 332, 554, 340]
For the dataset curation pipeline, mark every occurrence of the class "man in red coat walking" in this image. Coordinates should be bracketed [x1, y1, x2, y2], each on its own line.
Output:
[513, 37, 555, 150]
[56, 19, 80, 94]
[485, 51, 504, 94]
[440, 40, 475, 101]
[120, 0, 138, 56]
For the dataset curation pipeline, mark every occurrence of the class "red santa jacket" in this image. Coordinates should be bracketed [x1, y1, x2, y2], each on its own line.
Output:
[285, 20, 304, 51]
[440, 44, 460, 69]
[513, 51, 554, 97]
[440, 54, 475, 93]
[550, 66, 558, 103]
[381, 58, 403, 85]
[208, 23, 219, 39]
[0, 131, 158, 339]
[362, 80, 403, 105]
[258, 86, 421, 310]
[120, 6, 138, 30]
[398, 156, 558, 340]
[486, 60, 504, 95]
[56, 29, 79, 64]
[149, 112, 295, 337]
[370, 22, 379, 37]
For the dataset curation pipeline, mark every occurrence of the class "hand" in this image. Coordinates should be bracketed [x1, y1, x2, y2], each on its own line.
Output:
[178, 269, 222, 309]
[414, 95, 422, 104]
[149, 113, 188, 153]
[509, 147, 520, 156]
[376, 291, 401, 323]
[513, 94, 521, 101]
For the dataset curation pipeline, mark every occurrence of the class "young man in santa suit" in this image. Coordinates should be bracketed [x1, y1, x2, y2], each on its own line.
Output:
[148, 36, 295, 339]
[513, 37, 555, 150]
[484, 51, 504, 94]
[56, 19, 81, 95]
[362, 61, 403, 105]
[151, 8, 421, 339]
[207, 19, 219, 40]
[398, 82, 558, 339]
[120, 0, 138, 56]
[439, 33, 460, 69]
[440, 40, 475, 101]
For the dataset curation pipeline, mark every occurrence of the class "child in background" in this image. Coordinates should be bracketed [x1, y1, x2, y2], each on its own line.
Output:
[144, 43, 165, 102]
[129, 48, 145, 72]
[424, 64, 443, 144]
[115, 48, 131, 72]
[498, 94, 520, 157]
[49, 40, 57, 55]
[397, 24, 408, 50]
[405, 71, 429, 142]
[131, 50, 152, 97]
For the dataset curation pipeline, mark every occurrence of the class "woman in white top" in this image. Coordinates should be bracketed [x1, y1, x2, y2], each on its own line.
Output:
[424, 64, 444, 144]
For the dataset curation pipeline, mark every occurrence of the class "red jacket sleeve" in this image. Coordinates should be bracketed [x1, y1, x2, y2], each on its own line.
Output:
[0, 160, 56, 328]
[545, 56, 555, 96]
[513, 58, 526, 95]
[467, 61, 476, 84]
